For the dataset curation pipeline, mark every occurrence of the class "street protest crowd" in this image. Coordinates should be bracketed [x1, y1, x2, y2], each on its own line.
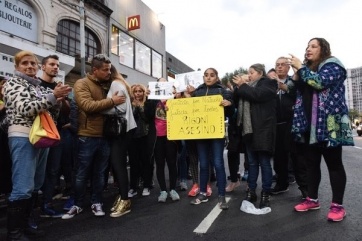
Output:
[0, 37, 354, 240]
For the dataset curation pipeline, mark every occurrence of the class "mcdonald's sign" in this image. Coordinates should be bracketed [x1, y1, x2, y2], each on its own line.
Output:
[128, 15, 140, 31]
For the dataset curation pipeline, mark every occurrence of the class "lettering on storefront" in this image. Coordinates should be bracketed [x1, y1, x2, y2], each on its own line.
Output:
[166, 95, 225, 140]
[0, 53, 15, 77]
[128, 15, 140, 31]
[0, 0, 38, 42]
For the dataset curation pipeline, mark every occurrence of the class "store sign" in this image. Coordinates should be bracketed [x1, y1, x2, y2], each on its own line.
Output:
[0, 0, 38, 42]
[127, 15, 140, 31]
[0, 52, 15, 78]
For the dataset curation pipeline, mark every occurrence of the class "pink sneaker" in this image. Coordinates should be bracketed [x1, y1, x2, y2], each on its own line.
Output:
[188, 184, 199, 197]
[294, 197, 320, 212]
[327, 203, 346, 222]
[206, 185, 212, 197]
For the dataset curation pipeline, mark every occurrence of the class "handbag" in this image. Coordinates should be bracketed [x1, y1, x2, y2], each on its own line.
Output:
[29, 112, 61, 148]
[103, 107, 127, 137]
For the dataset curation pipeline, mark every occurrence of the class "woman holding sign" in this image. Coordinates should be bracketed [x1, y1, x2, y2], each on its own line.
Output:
[232, 64, 277, 209]
[187, 67, 234, 210]
[144, 78, 180, 203]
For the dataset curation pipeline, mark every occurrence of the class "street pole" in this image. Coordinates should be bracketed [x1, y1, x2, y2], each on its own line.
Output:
[79, 0, 85, 77]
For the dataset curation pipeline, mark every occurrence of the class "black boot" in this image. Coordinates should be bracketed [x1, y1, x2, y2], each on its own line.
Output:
[244, 189, 257, 203]
[259, 191, 270, 209]
[7, 199, 30, 241]
[25, 192, 44, 238]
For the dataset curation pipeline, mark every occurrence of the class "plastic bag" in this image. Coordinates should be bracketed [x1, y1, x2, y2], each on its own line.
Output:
[240, 200, 271, 215]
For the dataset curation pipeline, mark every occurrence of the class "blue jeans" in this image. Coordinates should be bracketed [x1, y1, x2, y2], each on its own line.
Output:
[74, 136, 110, 208]
[197, 138, 226, 196]
[245, 143, 273, 192]
[8, 137, 48, 201]
[43, 128, 73, 204]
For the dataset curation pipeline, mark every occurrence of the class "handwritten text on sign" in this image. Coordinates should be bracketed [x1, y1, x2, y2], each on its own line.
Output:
[167, 95, 225, 140]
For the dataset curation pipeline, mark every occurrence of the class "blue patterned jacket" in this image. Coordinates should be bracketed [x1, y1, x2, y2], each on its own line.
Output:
[291, 57, 354, 147]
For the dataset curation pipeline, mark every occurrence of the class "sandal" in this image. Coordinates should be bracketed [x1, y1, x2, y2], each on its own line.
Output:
[190, 194, 208, 205]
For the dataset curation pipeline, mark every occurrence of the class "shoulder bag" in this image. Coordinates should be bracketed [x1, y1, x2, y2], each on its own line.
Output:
[29, 112, 61, 148]
[103, 107, 127, 138]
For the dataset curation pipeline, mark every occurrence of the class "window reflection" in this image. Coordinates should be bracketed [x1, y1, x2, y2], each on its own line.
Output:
[111, 25, 163, 77]
[56, 20, 100, 59]
[152, 50, 162, 78]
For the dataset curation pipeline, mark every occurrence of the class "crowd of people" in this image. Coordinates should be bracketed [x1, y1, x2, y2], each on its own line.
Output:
[0, 37, 354, 241]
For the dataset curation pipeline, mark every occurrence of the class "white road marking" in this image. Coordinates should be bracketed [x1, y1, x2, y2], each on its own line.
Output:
[193, 197, 231, 234]
[354, 146, 362, 149]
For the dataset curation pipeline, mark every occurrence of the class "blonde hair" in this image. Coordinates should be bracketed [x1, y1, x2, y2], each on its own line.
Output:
[131, 84, 147, 104]
[14, 50, 39, 67]
[0, 79, 6, 101]
[110, 65, 131, 96]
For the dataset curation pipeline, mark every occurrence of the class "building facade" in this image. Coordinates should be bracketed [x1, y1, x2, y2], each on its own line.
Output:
[346, 67, 362, 120]
[0, 0, 193, 87]
[166, 52, 194, 81]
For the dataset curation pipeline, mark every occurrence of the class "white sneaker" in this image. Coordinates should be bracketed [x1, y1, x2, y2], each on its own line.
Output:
[91, 203, 105, 217]
[180, 181, 188, 191]
[169, 190, 180, 201]
[128, 189, 138, 198]
[61, 205, 83, 219]
[158, 191, 168, 202]
[142, 188, 150, 196]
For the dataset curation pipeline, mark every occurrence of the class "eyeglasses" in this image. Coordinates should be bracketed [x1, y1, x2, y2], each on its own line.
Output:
[275, 63, 288, 67]
[92, 54, 111, 62]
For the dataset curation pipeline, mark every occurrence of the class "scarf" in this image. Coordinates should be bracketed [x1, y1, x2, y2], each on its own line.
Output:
[237, 79, 259, 137]
[14, 70, 41, 86]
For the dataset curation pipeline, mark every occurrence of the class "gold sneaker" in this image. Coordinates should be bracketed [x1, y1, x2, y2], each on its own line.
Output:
[110, 195, 121, 212]
[110, 199, 131, 218]
[225, 181, 241, 192]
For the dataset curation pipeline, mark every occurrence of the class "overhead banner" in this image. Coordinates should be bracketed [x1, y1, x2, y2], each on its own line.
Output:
[167, 95, 225, 140]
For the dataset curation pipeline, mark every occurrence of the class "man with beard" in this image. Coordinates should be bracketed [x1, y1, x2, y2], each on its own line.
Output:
[62, 54, 124, 219]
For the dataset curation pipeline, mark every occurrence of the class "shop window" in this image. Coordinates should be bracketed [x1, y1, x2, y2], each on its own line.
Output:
[152, 50, 162, 78]
[112, 25, 163, 77]
[56, 19, 100, 59]
[135, 41, 150, 75]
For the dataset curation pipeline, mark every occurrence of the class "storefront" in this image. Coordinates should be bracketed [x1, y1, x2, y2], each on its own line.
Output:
[0, 0, 190, 86]
[0, 0, 74, 80]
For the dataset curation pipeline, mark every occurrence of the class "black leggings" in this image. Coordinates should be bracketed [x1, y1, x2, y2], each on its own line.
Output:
[154, 136, 178, 191]
[186, 140, 198, 184]
[304, 145, 346, 204]
[128, 135, 152, 189]
[110, 132, 131, 200]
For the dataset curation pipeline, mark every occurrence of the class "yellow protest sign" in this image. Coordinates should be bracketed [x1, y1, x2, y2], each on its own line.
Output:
[167, 95, 225, 140]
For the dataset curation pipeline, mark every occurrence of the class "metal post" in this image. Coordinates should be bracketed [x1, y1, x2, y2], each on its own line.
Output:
[79, 0, 85, 77]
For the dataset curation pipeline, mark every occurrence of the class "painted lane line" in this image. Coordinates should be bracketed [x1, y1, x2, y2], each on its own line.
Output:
[354, 146, 362, 149]
[193, 197, 231, 234]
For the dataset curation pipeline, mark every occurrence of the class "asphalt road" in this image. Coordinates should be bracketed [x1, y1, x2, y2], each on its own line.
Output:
[1, 132, 362, 241]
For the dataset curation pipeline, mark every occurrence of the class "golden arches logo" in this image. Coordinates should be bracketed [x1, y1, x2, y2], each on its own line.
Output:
[128, 15, 140, 31]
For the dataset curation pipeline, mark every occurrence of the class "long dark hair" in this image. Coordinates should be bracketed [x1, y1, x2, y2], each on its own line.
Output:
[304, 37, 332, 71]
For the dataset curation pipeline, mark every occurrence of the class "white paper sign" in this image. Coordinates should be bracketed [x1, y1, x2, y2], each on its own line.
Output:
[147, 81, 175, 100]
[175, 71, 203, 92]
